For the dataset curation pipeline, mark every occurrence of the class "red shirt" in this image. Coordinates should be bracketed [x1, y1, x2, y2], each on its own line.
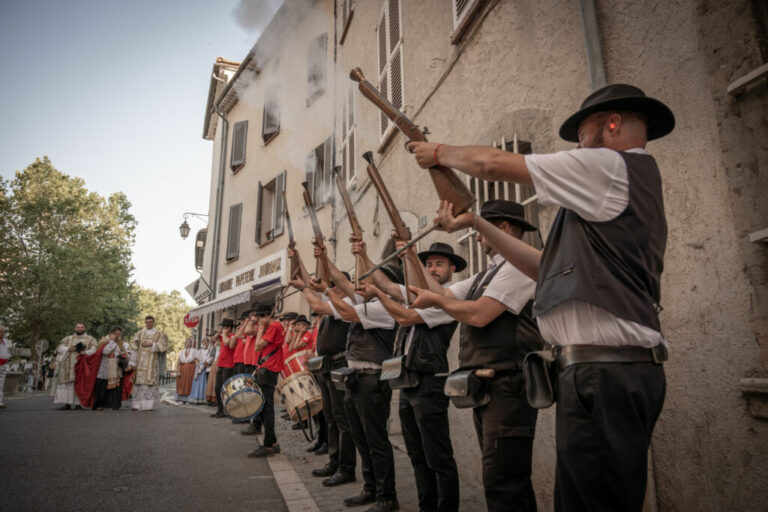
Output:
[243, 335, 256, 366]
[233, 337, 245, 364]
[218, 334, 235, 368]
[257, 321, 285, 373]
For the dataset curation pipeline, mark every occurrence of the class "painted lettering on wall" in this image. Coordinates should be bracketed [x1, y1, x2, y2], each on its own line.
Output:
[259, 257, 281, 278]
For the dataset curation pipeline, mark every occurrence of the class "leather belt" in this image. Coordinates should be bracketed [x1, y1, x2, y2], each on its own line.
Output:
[553, 344, 667, 371]
[355, 368, 382, 375]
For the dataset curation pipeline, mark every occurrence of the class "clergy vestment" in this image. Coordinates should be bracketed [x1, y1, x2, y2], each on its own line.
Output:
[130, 328, 168, 410]
[54, 333, 97, 406]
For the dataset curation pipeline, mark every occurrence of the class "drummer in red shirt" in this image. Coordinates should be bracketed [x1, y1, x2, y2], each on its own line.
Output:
[288, 315, 315, 354]
[241, 308, 263, 436]
[210, 318, 236, 418]
[248, 302, 285, 458]
[232, 312, 249, 375]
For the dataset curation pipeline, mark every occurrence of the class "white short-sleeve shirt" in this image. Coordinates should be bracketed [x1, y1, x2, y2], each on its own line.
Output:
[449, 254, 536, 314]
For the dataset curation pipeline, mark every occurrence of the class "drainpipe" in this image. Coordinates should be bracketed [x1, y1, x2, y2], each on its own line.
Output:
[577, 0, 607, 90]
[209, 102, 229, 332]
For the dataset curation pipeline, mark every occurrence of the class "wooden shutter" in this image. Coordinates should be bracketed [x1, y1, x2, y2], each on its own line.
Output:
[307, 33, 327, 102]
[305, 152, 316, 203]
[272, 171, 286, 237]
[323, 137, 333, 201]
[226, 203, 242, 260]
[230, 121, 248, 171]
[340, 0, 355, 45]
[255, 182, 264, 245]
[262, 88, 280, 142]
[377, 0, 403, 141]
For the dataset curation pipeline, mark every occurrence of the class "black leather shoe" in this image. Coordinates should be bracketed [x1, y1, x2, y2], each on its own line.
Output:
[312, 464, 336, 477]
[281, 412, 290, 420]
[306, 441, 321, 452]
[344, 490, 376, 507]
[292, 421, 309, 430]
[241, 423, 262, 435]
[363, 498, 399, 512]
[314, 443, 328, 454]
[247, 444, 280, 458]
[322, 472, 355, 487]
[210, 412, 225, 418]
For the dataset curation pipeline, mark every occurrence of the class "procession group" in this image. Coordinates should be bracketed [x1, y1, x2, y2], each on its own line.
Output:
[50, 316, 169, 411]
[198, 84, 675, 512]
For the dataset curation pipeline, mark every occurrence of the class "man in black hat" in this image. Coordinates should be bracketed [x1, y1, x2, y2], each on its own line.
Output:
[286, 253, 357, 490]
[247, 302, 286, 457]
[355, 240, 465, 512]
[315, 250, 400, 512]
[404, 200, 544, 512]
[407, 83, 673, 511]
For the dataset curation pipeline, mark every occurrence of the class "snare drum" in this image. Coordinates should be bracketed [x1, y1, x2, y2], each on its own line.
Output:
[277, 372, 323, 423]
[281, 350, 315, 380]
[221, 373, 264, 420]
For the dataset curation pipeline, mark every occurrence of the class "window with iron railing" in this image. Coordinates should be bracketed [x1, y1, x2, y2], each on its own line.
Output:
[457, 135, 541, 276]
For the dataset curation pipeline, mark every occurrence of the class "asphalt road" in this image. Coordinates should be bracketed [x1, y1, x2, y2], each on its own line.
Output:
[0, 392, 288, 512]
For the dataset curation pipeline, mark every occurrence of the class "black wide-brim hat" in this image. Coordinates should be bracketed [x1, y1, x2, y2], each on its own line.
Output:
[294, 314, 310, 326]
[480, 200, 537, 232]
[253, 303, 274, 316]
[281, 312, 298, 321]
[418, 242, 467, 272]
[219, 318, 235, 327]
[559, 83, 675, 143]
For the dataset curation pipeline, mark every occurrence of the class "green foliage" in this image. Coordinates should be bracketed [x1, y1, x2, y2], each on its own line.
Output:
[134, 287, 193, 363]
[0, 157, 138, 348]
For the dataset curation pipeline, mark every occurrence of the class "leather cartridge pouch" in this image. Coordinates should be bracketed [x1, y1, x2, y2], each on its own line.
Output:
[522, 351, 556, 409]
[380, 355, 419, 389]
[444, 369, 490, 409]
[331, 367, 357, 391]
[308, 355, 330, 375]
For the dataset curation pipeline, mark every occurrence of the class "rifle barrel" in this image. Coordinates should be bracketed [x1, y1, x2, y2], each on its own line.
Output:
[358, 224, 440, 281]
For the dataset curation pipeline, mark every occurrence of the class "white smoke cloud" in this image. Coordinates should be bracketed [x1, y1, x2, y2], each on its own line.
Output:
[232, 0, 284, 33]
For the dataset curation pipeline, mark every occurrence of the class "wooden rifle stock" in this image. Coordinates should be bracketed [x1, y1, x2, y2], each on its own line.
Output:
[281, 191, 301, 281]
[301, 182, 332, 286]
[363, 152, 429, 305]
[350, 68, 475, 216]
[332, 166, 371, 288]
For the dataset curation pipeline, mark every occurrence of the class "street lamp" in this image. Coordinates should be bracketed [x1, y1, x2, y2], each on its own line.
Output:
[179, 212, 209, 239]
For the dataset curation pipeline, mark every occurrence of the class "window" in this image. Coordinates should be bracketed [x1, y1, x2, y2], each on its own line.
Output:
[339, 0, 355, 45]
[376, 0, 404, 145]
[230, 121, 248, 172]
[306, 138, 333, 206]
[194, 228, 207, 271]
[226, 204, 242, 261]
[451, 0, 485, 44]
[262, 86, 280, 144]
[255, 170, 287, 246]
[457, 136, 541, 276]
[307, 33, 328, 104]
[340, 86, 356, 185]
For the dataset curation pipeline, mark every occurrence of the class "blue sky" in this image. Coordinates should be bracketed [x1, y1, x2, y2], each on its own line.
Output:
[0, 0, 280, 303]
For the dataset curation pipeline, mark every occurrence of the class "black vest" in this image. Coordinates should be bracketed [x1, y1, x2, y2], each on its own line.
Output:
[459, 262, 543, 371]
[533, 151, 667, 331]
[394, 319, 458, 374]
[346, 321, 396, 366]
[315, 315, 349, 356]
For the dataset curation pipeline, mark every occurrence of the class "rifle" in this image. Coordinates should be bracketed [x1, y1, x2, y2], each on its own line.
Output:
[363, 152, 429, 305]
[350, 67, 475, 215]
[301, 182, 332, 287]
[332, 166, 371, 289]
[281, 190, 302, 281]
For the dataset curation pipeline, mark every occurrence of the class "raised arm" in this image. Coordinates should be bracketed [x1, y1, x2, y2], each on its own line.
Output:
[362, 282, 424, 327]
[326, 287, 360, 323]
[407, 286, 506, 328]
[407, 142, 533, 186]
[288, 273, 334, 316]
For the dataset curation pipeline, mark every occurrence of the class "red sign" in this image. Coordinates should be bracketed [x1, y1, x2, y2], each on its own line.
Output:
[183, 313, 200, 328]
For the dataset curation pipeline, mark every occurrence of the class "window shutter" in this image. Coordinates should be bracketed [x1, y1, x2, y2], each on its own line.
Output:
[255, 182, 264, 245]
[262, 88, 280, 141]
[272, 171, 286, 237]
[305, 152, 316, 202]
[307, 33, 327, 102]
[324, 137, 333, 199]
[377, 0, 403, 142]
[226, 203, 242, 260]
[340, 0, 355, 45]
[230, 121, 248, 171]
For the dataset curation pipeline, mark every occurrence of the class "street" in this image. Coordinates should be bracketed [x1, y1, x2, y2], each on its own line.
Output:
[0, 392, 288, 512]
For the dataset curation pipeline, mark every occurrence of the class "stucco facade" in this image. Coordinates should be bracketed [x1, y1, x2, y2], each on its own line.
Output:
[193, 0, 768, 510]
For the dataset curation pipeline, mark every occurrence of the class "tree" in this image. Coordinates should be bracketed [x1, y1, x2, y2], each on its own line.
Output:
[0, 157, 138, 348]
[133, 287, 193, 367]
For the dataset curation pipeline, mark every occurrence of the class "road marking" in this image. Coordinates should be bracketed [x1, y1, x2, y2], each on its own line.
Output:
[267, 454, 321, 512]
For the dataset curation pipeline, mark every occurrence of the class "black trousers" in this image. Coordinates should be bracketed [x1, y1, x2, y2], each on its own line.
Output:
[400, 373, 459, 512]
[92, 378, 122, 410]
[234, 362, 245, 374]
[554, 362, 666, 512]
[215, 366, 234, 414]
[344, 372, 396, 501]
[473, 371, 538, 512]
[257, 368, 279, 447]
[317, 369, 356, 475]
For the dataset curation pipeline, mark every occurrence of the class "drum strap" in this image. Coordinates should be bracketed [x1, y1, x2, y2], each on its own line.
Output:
[258, 345, 282, 366]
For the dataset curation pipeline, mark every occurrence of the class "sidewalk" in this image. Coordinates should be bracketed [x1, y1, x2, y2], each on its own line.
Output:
[164, 391, 486, 511]
[271, 406, 486, 512]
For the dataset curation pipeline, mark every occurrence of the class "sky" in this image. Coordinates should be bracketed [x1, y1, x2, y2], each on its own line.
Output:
[0, 0, 281, 304]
